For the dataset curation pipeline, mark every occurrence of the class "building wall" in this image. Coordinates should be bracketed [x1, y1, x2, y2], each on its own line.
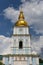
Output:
[3, 25, 39, 65]
[13, 27, 29, 35]
[11, 35, 31, 55]
[32, 57, 39, 65]
[3, 56, 33, 65]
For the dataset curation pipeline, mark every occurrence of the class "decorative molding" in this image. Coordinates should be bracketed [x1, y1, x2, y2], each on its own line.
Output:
[11, 47, 31, 48]
[3, 54, 39, 57]
[12, 34, 31, 36]
[14, 60, 27, 61]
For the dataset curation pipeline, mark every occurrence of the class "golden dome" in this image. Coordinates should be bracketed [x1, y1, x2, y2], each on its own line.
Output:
[15, 10, 28, 26]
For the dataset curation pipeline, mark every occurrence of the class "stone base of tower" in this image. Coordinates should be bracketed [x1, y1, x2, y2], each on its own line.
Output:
[3, 54, 39, 65]
[3, 55, 32, 65]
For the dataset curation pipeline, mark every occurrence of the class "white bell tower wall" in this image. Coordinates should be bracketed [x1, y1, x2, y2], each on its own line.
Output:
[13, 26, 30, 35]
[11, 26, 31, 55]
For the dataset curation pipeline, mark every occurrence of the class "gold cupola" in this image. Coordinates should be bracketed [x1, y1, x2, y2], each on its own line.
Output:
[15, 10, 28, 26]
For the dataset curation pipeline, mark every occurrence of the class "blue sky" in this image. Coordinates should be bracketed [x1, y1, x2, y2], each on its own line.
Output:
[0, 0, 20, 37]
[0, 0, 43, 59]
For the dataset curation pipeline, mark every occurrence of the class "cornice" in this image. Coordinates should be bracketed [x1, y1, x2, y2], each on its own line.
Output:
[3, 54, 39, 57]
[12, 34, 31, 36]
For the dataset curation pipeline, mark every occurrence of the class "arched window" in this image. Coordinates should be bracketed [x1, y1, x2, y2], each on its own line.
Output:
[19, 41, 23, 49]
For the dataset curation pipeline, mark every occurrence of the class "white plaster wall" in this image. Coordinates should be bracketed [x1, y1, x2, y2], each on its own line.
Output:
[4, 57, 9, 65]
[12, 36, 31, 48]
[36, 57, 39, 65]
[9, 57, 12, 64]
[13, 27, 29, 35]
[3, 56, 38, 65]
[11, 26, 31, 54]
[29, 57, 32, 64]
[14, 61, 27, 65]
[32, 57, 37, 65]
[11, 47, 31, 54]
[27, 57, 32, 65]
[14, 56, 27, 65]
[3, 57, 5, 64]
[6, 56, 28, 65]
[11, 35, 31, 54]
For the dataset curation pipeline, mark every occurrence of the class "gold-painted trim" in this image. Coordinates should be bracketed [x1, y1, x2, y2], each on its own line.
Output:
[13, 25, 30, 28]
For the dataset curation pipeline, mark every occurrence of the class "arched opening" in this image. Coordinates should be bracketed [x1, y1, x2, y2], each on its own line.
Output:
[19, 41, 23, 49]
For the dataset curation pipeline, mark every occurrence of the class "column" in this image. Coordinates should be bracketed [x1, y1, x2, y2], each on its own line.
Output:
[36, 57, 39, 65]
[5, 57, 9, 65]
[3, 57, 5, 65]
[27, 57, 29, 65]
[11, 57, 14, 65]
[32, 57, 36, 65]
[29, 57, 32, 65]
[9, 57, 12, 65]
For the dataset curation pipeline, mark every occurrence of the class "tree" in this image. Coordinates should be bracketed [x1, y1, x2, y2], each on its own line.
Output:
[0, 62, 4, 65]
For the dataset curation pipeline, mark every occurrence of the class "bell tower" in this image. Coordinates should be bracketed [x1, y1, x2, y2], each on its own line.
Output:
[3, 10, 39, 65]
[12, 10, 31, 55]
[11, 10, 32, 65]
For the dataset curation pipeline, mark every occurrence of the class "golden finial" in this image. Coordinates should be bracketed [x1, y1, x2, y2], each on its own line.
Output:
[18, 7, 24, 20]
[15, 7, 28, 26]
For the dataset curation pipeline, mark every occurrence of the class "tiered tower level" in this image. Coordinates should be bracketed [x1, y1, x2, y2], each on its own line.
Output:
[3, 10, 39, 65]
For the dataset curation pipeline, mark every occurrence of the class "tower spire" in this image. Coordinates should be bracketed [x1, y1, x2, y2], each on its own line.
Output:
[18, 7, 24, 20]
[15, 8, 28, 26]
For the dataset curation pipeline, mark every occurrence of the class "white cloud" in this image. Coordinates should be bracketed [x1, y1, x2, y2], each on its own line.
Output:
[31, 36, 43, 59]
[31, 36, 43, 53]
[0, 35, 14, 55]
[3, 7, 19, 23]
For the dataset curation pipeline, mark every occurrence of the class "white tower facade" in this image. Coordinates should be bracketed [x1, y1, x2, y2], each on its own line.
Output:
[3, 10, 39, 65]
[12, 26, 31, 54]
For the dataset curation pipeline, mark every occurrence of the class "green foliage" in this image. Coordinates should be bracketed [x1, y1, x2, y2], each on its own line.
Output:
[0, 62, 4, 65]
[39, 59, 43, 63]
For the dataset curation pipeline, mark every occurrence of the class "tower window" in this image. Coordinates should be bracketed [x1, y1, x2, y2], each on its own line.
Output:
[19, 41, 23, 49]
